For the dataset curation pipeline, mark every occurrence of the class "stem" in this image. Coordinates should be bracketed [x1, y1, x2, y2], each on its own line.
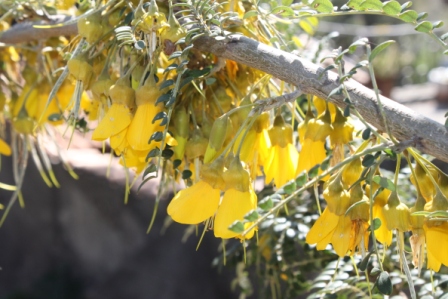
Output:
[366, 44, 397, 144]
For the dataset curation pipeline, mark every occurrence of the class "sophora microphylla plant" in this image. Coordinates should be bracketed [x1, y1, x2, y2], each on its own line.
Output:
[1, 0, 448, 298]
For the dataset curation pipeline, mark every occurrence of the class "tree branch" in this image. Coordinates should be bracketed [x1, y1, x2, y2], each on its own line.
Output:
[1, 22, 447, 162]
[193, 34, 448, 162]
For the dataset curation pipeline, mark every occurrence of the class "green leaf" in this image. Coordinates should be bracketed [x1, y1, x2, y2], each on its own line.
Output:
[48, 113, 62, 121]
[328, 85, 344, 98]
[282, 0, 294, 5]
[156, 93, 172, 105]
[398, 10, 418, 23]
[310, 0, 333, 13]
[415, 21, 433, 33]
[259, 197, 274, 210]
[244, 210, 259, 222]
[371, 267, 381, 275]
[400, 1, 412, 12]
[168, 51, 182, 60]
[360, 0, 383, 11]
[146, 147, 161, 161]
[433, 21, 444, 29]
[372, 175, 396, 191]
[205, 77, 216, 85]
[243, 10, 258, 19]
[137, 175, 157, 192]
[411, 211, 430, 216]
[228, 221, 245, 233]
[362, 154, 375, 167]
[417, 12, 428, 22]
[181, 169, 192, 179]
[143, 163, 157, 178]
[320, 156, 331, 171]
[164, 63, 178, 73]
[376, 271, 393, 295]
[295, 172, 308, 187]
[153, 111, 167, 125]
[162, 148, 174, 159]
[346, 0, 362, 10]
[358, 251, 374, 271]
[160, 79, 175, 90]
[345, 199, 367, 216]
[173, 159, 182, 169]
[308, 164, 320, 179]
[383, 148, 397, 160]
[382, 1, 401, 15]
[318, 64, 336, 79]
[349, 37, 368, 53]
[369, 40, 395, 62]
[343, 105, 350, 117]
[372, 218, 382, 230]
[362, 128, 371, 140]
[134, 40, 146, 50]
[428, 210, 448, 218]
[441, 32, 448, 41]
[284, 180, 297, 194]
[270, 6, 295, 16]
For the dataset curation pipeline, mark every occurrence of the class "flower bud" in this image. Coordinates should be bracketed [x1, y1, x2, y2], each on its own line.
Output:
[382, 192, 411, 232]
[204, 116, 229, 163]
[222, 157, 250, 192]
[323, 175, 351, 215]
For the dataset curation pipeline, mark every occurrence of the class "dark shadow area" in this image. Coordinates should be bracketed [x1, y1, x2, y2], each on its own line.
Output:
[0, 155, 238, 299]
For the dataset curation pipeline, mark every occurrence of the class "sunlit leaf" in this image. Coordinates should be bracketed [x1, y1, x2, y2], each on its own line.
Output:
[382, 1, 401, 15]
[369, 40, 395, 62]
[398, 10, 418, 23]
[310, 0, 333, 13]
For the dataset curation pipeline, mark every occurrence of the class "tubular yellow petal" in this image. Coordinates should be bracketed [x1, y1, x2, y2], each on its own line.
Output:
[331, 215, 351, 257]
[167, 180, 220, 224]
[264, 144, 298, 187]
[425, 222, 448, 268]
[306, 208, 339, 245]
[214, 188, 257, 239]
[297, 139, 326, 175]
[0, 138, 11, 156]
[373, 204, 392, 246]
[127, 102, 164, 151]
[110, 128, 128, 155]
[427, 246, 442, 272]
[92, 104, 132, 141]
[316, 230, 333, 250]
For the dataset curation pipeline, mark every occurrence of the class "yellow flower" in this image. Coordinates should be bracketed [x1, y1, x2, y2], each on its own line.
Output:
[92, 77, 134, 141]
[264, 115, 298, 187]
[0, 138, 11, 156]
[127, 76, 165, 151]
[168, 180, 221, 224]
[424, 222, 448, 272]
[297, 108, 332, 176]
[214, 186, 257, 239]
[306, 208, 352, 257]
[167, 157, 225, 224]
[214, 157, 257, 239]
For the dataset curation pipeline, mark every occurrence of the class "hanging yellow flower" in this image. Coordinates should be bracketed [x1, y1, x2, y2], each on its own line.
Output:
[306, 207, 352, 257]
[126, 75, 165, 151]
[214, 157, 257, 239]
[297, 107, 332, 176]
[167, 157, 225, 224]
[424, 221, 448, 272]
[264, 115, 298, 188]
[92, 76, 134, 141]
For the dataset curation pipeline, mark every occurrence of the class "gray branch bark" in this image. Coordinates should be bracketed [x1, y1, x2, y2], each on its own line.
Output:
[1, 22, 447, 162]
